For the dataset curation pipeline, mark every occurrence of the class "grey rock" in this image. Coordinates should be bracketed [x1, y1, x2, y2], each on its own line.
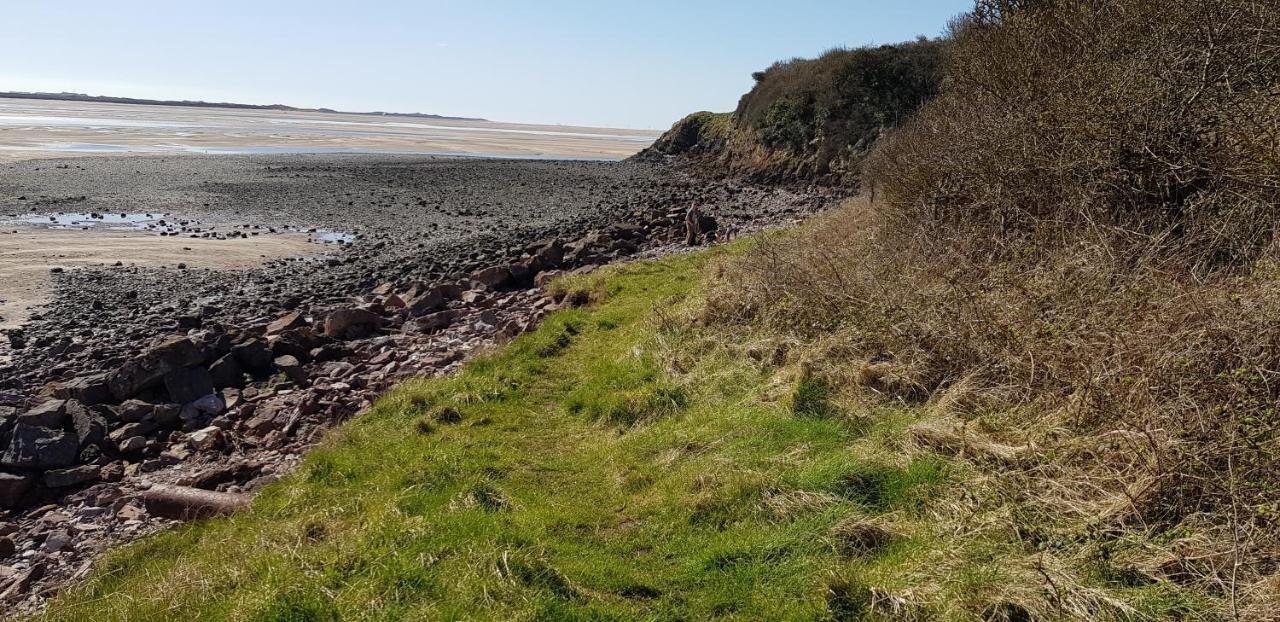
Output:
[69, 404, 108, 449]
[43, 465, 100, 488]
[153, 403, 182, 427]
[0, 472, 34, 507]
[470, 265, 513, 289]
[323, 307, 384, 339]
[232, 339, 274, 374]
[164, 366, 215, 403]
[188, 426, 225, 451]
[107, 336, 208, 401]
[273, 355, 307, 385]
[18, 399, 67, 428]
[50, 374, 113, 405]
[109, 420, 158, 442]
[117, 436, 147, 453]
[41, 529, 73, 552]
[265, 311, 307, 335]
[208, 353, 244, 389]
[3, 424, 79, 469]
[115, 399, 155, 423]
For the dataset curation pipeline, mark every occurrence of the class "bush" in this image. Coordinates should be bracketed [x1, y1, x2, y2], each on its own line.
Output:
[866, 0, 1280, 267]
[642, 40, 945, 184]
[706, 0, 1280, 613]
[739, 40, 945, 168]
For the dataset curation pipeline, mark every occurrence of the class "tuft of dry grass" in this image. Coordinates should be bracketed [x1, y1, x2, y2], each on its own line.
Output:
[706, 194, 1280, 613]
[701, 12, 1280, 615]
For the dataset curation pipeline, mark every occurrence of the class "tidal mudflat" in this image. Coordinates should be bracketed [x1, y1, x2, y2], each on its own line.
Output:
[0, 225, 322, 332]
[0, 98, 659, 162]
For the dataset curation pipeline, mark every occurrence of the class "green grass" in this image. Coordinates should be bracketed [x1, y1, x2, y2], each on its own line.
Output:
[34, 249, 1214, 621]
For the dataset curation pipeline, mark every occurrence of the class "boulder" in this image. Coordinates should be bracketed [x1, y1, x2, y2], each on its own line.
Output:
[49, 374, 112, 405]
[108, 336, 208, 401]
[117, 436, 147, 453]
[404, 287, 446, 316]
[323, 307, 384, 339]
[470, 265, 513, 290]
[17, 399, 67, 428]
[164, 366, 215, 403]
[0, 472, 34, 507]
[232, 339, 274, 374]
[274, 355, 307, 385]
[2, 424, 79, 469]
[68, 403, 108, 449]
[208, 353, 244, 389]
[268, 328, 325, 361]
[115, 399, 155, 423]
[266, 311, 308, 335]
[414, 309, 461, 332]
[43, 465, 100, 488]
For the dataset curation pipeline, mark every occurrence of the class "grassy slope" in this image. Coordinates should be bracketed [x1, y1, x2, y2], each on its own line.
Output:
[36, 248, 1207, 621]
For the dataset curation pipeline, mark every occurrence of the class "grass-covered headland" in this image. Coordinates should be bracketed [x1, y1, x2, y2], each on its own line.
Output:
[36, 245, 1230, 620]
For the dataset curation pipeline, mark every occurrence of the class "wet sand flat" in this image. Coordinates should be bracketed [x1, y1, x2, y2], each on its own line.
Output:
[0, 225, 320, 330]
[0, 98, 659, 162]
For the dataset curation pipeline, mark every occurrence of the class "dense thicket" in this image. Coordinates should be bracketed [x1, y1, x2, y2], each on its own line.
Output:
[869, 0, 1280, 266]
[707, 1, 1280, 617]
[643, 40, 945, 183]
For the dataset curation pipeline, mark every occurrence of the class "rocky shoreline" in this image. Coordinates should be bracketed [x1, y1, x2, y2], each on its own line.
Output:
[0, 154, 839, 613]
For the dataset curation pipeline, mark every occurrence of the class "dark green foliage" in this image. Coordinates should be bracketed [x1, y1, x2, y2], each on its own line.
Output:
[790, 372, 833, 418]
[824, 577, 872, 621]
[642, 39, 945, 184]
[741, 40, 946, 162]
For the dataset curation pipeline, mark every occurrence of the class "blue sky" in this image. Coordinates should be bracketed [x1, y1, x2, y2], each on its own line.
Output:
[2, 1, 971, 129]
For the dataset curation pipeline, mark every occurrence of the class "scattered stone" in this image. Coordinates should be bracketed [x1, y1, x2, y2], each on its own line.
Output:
[323, 307, 384, 339]
[17, 400, 67, 428]
[0, 472, 34, 507]
[107, 336, 207, 401]
[164, 367, 215, 404]
[114, 399, 154, 422]
[188, 426, 225, 451]
[3, 425, 79, 469]
[266, 311, 307, 335]
[43, 465, 100, 488]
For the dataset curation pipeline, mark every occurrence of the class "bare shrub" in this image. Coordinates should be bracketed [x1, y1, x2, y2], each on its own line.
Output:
[866, 0, 1280, 268]
[706, 0, 1280, 613]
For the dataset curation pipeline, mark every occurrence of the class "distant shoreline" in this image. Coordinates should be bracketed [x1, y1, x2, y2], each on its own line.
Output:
[0, 91, 488, 122]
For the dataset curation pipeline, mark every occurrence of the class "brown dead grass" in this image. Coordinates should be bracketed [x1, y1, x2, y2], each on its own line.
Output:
[701, 1, 1280, 614]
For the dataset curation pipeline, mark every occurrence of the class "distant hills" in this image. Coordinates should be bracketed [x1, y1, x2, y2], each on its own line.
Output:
[0, 91, 487, 122]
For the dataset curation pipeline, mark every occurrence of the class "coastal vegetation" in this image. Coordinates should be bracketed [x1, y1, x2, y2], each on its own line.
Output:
[641, 39, 944, 183]
[30, 0, 1280, 619]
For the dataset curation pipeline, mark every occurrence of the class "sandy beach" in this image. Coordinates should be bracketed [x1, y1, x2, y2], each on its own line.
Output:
[0, 226, 321, 331]
[0, 98, 659, 163]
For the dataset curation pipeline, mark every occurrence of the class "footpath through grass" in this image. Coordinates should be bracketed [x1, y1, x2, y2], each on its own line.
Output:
[34, 248, 1205, 621]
